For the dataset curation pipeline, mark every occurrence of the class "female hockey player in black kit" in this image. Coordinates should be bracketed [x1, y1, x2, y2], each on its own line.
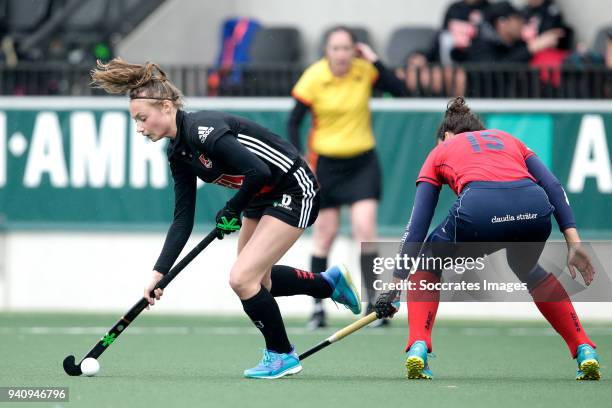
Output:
[91, 58, 361, 379]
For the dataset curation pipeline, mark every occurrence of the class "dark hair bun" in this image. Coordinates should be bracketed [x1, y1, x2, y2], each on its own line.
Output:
[446, 96, 471, 115]
[436, 96, 485, 140]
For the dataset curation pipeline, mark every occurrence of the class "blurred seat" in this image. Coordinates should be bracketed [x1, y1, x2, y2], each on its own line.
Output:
[249, 26, 302, 64]
[7, 0, 52, 38]
[105, 0, 143, 28]
[386, 26, 437, 67]
[60, 0, 110, 44]
[65, 0, 108, 30]
[592, 23, 612, 57]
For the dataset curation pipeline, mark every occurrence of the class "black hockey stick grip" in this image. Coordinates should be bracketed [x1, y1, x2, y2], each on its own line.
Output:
[63, 229, 218, 375]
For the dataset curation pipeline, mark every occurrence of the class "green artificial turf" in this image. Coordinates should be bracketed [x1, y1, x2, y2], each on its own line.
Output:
[1, 313, 609, 408]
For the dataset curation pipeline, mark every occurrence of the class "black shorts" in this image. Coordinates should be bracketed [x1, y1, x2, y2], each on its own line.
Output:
[244, 160, 320, 229]
[316, 149, 381, 209]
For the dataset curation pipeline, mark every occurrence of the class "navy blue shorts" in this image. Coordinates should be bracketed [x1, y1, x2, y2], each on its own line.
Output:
[429, 179, 553, 243]
[423, 179, 554, 287]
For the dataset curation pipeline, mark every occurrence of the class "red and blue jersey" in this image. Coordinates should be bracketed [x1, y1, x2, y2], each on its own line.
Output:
[416, 129, 536, 194]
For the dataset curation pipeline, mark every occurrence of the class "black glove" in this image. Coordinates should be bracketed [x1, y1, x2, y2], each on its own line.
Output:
[374, 289, 401, 319]
[215, 204, 242, 239]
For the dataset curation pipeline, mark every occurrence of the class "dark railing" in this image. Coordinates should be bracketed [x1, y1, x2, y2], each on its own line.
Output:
[464, 64, 612, 99]
[0, 62, 93, 96]
[1, 62, 610, 99]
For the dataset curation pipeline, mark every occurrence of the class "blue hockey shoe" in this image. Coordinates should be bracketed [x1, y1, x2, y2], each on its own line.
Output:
[406, 341, 434, 379]
[576, 344, 601, 380]
[321, 264, 362, 315]
[244, 348, 302, 379]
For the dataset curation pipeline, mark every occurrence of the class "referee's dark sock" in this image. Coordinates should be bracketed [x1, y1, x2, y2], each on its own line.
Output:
[241, 286, 292, 354]
[311, 256, 328, 309]
[360, 252, 378, 305]
[270, 265, 333, 298]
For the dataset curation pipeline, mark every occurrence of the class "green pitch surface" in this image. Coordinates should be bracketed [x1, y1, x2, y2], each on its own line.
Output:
[1, 313, 610, 408]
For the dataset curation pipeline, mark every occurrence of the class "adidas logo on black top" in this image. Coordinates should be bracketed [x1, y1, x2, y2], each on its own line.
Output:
[198, 126, 214, 143]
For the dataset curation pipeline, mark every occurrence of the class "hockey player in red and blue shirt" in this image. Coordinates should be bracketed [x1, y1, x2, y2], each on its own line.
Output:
[375, 97, 600, 381]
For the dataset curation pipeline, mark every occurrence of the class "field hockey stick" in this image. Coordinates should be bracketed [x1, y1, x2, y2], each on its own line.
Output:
[299, 312, 379, 360]
[62, 229, 218, 376]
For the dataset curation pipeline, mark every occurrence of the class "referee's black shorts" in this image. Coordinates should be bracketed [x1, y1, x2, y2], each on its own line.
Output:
[315, 149, 381, 209]
[244, 159, 320, 229]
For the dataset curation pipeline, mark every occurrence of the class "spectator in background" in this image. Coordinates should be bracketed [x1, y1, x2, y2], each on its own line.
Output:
[443, 0, 490, 51]
[561, 27, 611, 98]
[522, 0, 573, 50]
[0, 33, 17, 67]
[396, 50, 467, 97]
[0, 0, 17, 68]
[452, 1, 564, 64]
[522, 0, 574, 87]
[398, 0, 489, 96]
[607, 30, 612, 69]
[396, 52, 445, 97]
[443, 0, 490, 29]
[604, 29, 612, 98]
[288, 26, 406, 329]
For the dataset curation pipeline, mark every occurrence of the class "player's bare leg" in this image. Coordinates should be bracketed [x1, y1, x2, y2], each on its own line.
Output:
[230, 215, 304, 379]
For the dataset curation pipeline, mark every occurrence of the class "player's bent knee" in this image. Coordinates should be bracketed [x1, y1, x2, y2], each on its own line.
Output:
[229, 264, 268, 298]
[261, 275, 272, 291]
[229, 276, 260, 298]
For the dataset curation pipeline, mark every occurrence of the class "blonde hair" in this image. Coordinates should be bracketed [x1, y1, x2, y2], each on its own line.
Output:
[90, 58, 184, 109]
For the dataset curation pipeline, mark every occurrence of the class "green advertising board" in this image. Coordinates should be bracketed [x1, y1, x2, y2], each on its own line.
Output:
[0, 98, 610, 237]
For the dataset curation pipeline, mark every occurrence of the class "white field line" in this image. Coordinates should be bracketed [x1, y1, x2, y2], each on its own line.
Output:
[0, 326, 611, 336]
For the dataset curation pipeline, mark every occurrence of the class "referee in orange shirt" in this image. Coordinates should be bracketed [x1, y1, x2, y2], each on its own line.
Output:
[288, 26, 407, 328]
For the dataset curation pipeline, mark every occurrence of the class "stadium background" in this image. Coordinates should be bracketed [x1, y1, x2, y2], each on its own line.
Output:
[0, 0, 610, 321]
[120, 0, 610, 66]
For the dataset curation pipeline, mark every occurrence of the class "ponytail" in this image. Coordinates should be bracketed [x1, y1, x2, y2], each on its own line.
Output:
[91, 58, 184, 108]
